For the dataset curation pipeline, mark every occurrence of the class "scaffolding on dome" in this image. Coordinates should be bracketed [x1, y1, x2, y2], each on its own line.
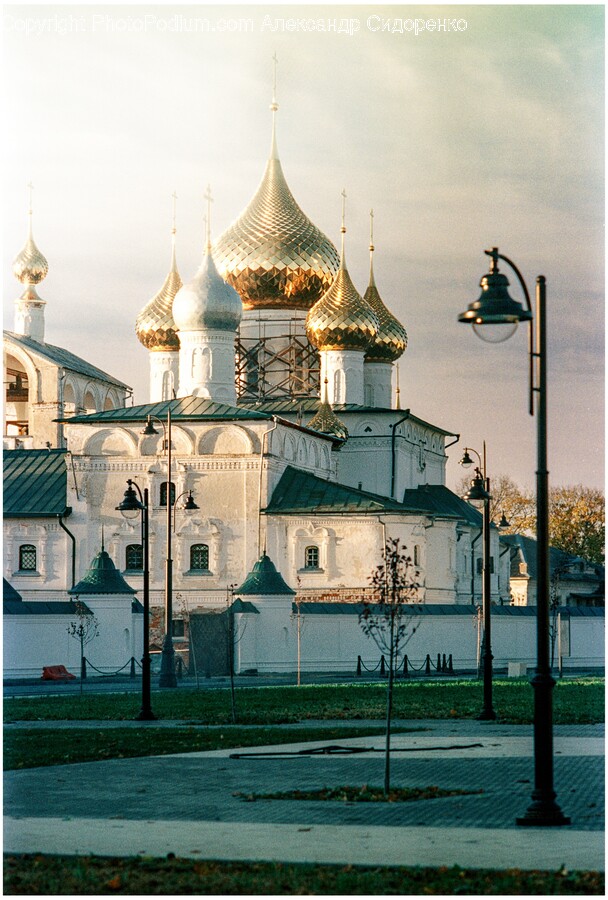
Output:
[235, 318, 320, 402]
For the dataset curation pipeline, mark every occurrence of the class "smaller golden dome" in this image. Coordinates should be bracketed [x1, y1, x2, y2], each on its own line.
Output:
[13, 215, 48, 286]
[306, 220, 378, 352]
[364, 213, 407, 362]
[307, 380, 349, 440]
[136, 237, 182, 352]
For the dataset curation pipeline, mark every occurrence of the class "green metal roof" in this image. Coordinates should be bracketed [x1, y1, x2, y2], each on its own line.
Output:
[265, 467, 406, 514]
[239, 399, 456, 437]
[230, 598, 260, 614]
[69, 548, 136, 596]
[5, 331, 130, 389]
[235, 553, 296, 596]
[65, 395, 272, 425]
[3, 579, 22, 602]
[402, 484, 482, 526]
[4, 599, 92, 616]
[3, 449, 69, 518]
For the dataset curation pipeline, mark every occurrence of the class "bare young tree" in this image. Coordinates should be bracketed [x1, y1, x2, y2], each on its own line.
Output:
[67, 600, 100, 695]
[359, 538, 421, 795]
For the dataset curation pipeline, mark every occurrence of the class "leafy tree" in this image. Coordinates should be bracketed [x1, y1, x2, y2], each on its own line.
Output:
[457, 475, 605, 564]
[359, 538, 421, 795]
[548, 486, 604, 565]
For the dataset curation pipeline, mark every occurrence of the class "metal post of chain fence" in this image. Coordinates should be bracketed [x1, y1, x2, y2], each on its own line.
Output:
[81, 657, 87, 679]
[130, 657, 136, 678]
[436, 653, 441, 674]
[442, 653, 447, 672]
[380, 655, 386, 676]
[448, 654, 454, 674]
[425, 654, 431, 675]
[403, 655, 409, 677]
[356, 655, 362, 676]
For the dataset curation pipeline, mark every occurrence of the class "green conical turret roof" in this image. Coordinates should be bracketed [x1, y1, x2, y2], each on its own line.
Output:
[235, 553, 295, 596]
[69, 549, 136, 596]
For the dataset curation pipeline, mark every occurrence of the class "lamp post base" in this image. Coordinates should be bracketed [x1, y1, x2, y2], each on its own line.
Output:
[476, 708, 497, 721]
[159, 638, 177, 688]
[516, 800, 571, 827]
[135, 708, 157, 721]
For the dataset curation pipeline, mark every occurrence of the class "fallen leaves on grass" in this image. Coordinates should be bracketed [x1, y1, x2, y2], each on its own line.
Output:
[234, 784, 483, 803]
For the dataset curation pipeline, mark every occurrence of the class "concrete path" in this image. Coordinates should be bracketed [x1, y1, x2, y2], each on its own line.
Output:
[4, 720, 604, 871]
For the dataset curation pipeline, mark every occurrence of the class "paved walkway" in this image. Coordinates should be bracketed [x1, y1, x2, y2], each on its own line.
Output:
[4, 720, 604, 871]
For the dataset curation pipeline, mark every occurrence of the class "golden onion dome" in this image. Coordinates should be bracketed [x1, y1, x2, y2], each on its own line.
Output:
[306, 204, 378, 352]
[136, 233, 182, 352]
[212, 100, 339, 311]
[307, 380, 349, 441]
[364, 226, 407, 362]
[13, 213, 48, 285]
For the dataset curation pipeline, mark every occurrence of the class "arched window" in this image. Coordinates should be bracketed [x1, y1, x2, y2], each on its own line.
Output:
[304, 546, 320, 569]
[414, 545, 421, 567]
[160, 481, 176, 507]
[190, 544, 209, 571]
[333, 370, 344, 404]
[125, 544, 143, 571]
[161, 370, 174, 402]
[18, 544, 37, 571]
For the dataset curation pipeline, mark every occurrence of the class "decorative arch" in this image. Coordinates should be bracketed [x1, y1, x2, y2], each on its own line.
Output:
[198, 425, 254, 456]
[82, 383, 100, 414]
[83, 427, 139, 457]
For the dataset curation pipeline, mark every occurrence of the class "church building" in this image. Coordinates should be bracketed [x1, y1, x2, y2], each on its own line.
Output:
[4, 81, 532, 678]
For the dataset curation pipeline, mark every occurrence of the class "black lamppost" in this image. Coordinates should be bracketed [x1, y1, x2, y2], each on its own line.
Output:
[458, 246, 570, 826]
[460, 445, 495, 721]
[141, 411, 198, 688]
[116, 479, 156, 721]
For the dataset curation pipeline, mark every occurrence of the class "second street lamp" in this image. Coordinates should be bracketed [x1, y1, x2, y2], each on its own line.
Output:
[141, 409, 198, 688]
[116, 479, 156, 721]
[458, 246, 570, 827]
[461, 447, 496, 721]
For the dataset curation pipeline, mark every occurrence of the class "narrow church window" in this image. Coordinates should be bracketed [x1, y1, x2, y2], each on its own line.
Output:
[19, 544, 37, 571]
[160, 482, 176, 507]
[161, 371, 174, 402]
[333, 370, 344, 405]
[190, 544, 209, 571]
[304, 546, 319, 569]
[125, 544, 143, 571]
[414, 545, 421, 567]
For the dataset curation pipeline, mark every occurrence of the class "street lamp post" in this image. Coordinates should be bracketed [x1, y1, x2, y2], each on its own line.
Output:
[458, 246, 570, 826]
[116, 479, 156, 721]
[460, 446, 495, 721]
[141, 409, 198, 688]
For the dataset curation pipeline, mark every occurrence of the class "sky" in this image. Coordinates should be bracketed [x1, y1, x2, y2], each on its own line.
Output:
[3, 2, 604, 492]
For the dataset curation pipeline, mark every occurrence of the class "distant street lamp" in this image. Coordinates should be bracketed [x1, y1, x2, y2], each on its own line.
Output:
[458, 246, 570, 827]
[141, 410, 198, 688]
[460, 444, 495, 721]
[116, 479, 156, 720]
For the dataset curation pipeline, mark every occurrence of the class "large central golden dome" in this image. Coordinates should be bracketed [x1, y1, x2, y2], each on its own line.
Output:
[213, 112, 339, 311]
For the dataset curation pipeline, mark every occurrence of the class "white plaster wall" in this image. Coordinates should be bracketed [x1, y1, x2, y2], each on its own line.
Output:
[234, 607, 605, 674]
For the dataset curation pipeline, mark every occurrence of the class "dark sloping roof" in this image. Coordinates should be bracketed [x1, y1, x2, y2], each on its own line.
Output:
[69, 549, 136, 596]
[293, 602, 605, 618]
[265, 467, 480, 520]
[65, 395, 271, 425]
[230, 598, 260, 614]
[238, 399, 456, 436]
[5, 331, 130, 389]
[235, 553, 296, 596]
[4, 600, 93, 616]
[501, 534, 592, 581]
[402, 484, 483, 526]
[3, 449, 68, 517]
[265, 466, 406, 514]
[3, 579, 22, 602]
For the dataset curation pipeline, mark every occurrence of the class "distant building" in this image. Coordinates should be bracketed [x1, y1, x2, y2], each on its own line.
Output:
[502, 534, 604, 607]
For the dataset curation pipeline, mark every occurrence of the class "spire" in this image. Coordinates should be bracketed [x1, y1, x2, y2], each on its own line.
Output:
[340, 188, 347, 268]
[368, 208, 376, 287]
[170, 191, 178, 273]
[203, 184, 213, 253]
[270, 52, 279, 160]
[395, 364, 401, 409]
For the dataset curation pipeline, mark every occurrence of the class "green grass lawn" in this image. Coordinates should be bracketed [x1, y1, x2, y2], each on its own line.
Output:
[3, 855, 604, 895]
[4, 725, 416, 770]
[4, 677, 604, 725]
